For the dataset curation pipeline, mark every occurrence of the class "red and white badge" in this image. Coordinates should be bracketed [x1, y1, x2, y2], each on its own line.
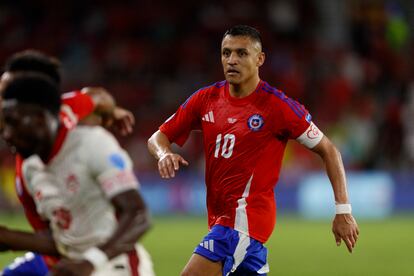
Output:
[296, 122, 324, 148]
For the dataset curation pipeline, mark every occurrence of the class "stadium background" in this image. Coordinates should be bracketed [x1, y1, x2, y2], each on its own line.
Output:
[0, 0, 413, 275]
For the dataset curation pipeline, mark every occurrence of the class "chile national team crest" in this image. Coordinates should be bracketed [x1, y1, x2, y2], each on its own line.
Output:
[247, 114, 264, 131]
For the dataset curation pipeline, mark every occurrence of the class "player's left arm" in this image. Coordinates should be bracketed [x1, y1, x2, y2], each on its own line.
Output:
[276, 94, 359, 253]
[310, 136, 359, 253]
[80, 87, 115, 116]
[101, 190, 150, 256]
[90, 131, 151, 259]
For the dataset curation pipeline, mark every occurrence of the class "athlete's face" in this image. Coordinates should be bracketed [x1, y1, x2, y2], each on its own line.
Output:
[1, 102, 58, 159]
[221, 35, 265, 85]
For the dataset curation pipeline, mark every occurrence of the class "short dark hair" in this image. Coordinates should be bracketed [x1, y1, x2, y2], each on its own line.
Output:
[223, 25, 263, 50]
[4, 50, 61, 84]
[2, 73, 61, 115]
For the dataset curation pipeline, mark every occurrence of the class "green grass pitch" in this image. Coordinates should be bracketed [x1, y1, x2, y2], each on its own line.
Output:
[0, 214, 413, 275]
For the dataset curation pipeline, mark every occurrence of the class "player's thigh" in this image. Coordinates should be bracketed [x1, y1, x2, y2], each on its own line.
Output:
[181, 253, 222, 276]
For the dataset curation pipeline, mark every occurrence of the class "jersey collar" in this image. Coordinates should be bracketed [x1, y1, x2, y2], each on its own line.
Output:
[46, 123, 69, 164]
[225, 80, 263, 105]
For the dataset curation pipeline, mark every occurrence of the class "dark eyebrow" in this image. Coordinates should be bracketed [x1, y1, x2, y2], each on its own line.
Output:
[222, 47, 248, 52]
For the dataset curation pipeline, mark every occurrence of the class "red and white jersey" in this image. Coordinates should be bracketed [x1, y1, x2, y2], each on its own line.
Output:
[160, 80, 323, 243]
[21, 125, 139, 259]
[15, 90, 95, 234]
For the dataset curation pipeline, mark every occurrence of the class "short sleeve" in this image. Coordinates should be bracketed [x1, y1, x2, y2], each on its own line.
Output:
[273, 94, 312, 140]
[271, 94, 324, 148]
[61, 91, 95, 121]
[82, 127, 139, 198]
[159, 90, 203, 146]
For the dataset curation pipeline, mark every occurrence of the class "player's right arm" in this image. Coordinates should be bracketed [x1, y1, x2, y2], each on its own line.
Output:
[81, 87, 135, 136]
[80, 87, 115, 117]
[62, 87, 135, 136]
[148, 130, 188, 178]
[148, 89, 203, 179]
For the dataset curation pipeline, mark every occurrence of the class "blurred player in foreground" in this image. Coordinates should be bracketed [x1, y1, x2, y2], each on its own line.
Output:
[148, 25, 359, 276]
[0, 50, 141, 275]
[0, 50, 135, 275]
[0, 73, 154, 276]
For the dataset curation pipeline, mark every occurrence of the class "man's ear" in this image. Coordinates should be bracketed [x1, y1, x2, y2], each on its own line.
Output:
[257, 52, 265, 67]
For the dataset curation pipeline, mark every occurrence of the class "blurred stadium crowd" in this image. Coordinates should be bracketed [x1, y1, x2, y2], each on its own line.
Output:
[0, 0, 413, 188]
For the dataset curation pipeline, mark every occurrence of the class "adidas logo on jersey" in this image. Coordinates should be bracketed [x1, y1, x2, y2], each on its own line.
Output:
[199, 239, 215, 252]
[202, 111, 215, 123]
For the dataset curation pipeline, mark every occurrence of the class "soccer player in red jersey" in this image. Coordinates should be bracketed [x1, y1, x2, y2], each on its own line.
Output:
[148, 25, 359, 275]
[0, 50, 136, 275]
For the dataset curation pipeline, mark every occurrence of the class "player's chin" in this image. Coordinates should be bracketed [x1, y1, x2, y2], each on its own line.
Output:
[13, 141, 37, 158]
[225, 75, 242, 85]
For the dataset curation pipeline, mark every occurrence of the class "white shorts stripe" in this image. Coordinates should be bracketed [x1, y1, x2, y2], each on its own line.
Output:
[209, 239, 214, 253]
[227, 232, 250, 275]
[257, 262, 270, 274]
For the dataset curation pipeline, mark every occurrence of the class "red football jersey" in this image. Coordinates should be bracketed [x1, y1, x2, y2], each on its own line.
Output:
[15, 90, 94, 232]
[160, 80, 313, 243]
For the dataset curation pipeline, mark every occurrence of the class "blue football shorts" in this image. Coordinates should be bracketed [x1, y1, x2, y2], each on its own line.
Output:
[194, 225, 269, 275]
[2, 252, 48, 276]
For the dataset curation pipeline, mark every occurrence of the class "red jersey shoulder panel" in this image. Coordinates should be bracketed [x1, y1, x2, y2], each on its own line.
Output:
[259, 82, 311, 139]
[159, 81, 225, 146]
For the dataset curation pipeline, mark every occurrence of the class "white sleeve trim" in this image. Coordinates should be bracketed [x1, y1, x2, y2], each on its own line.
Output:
[98, 169, 140, 198]
[296, 122, 324, 149]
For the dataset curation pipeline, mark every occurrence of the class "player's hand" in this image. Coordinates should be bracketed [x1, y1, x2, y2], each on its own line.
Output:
[103, 106, 135, 136]
[158, 152, 189, 178]
[332, 214, 359, 253]
[49, 259, 94, 276]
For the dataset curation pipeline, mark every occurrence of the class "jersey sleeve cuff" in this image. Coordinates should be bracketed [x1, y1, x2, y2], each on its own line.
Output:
[98, 169, 140, 198]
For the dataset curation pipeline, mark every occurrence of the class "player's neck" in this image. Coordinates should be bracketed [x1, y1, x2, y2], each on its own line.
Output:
[229, 76, 260, 98]
[39, 121, 61, 163]
[36, 141, 54, 163]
